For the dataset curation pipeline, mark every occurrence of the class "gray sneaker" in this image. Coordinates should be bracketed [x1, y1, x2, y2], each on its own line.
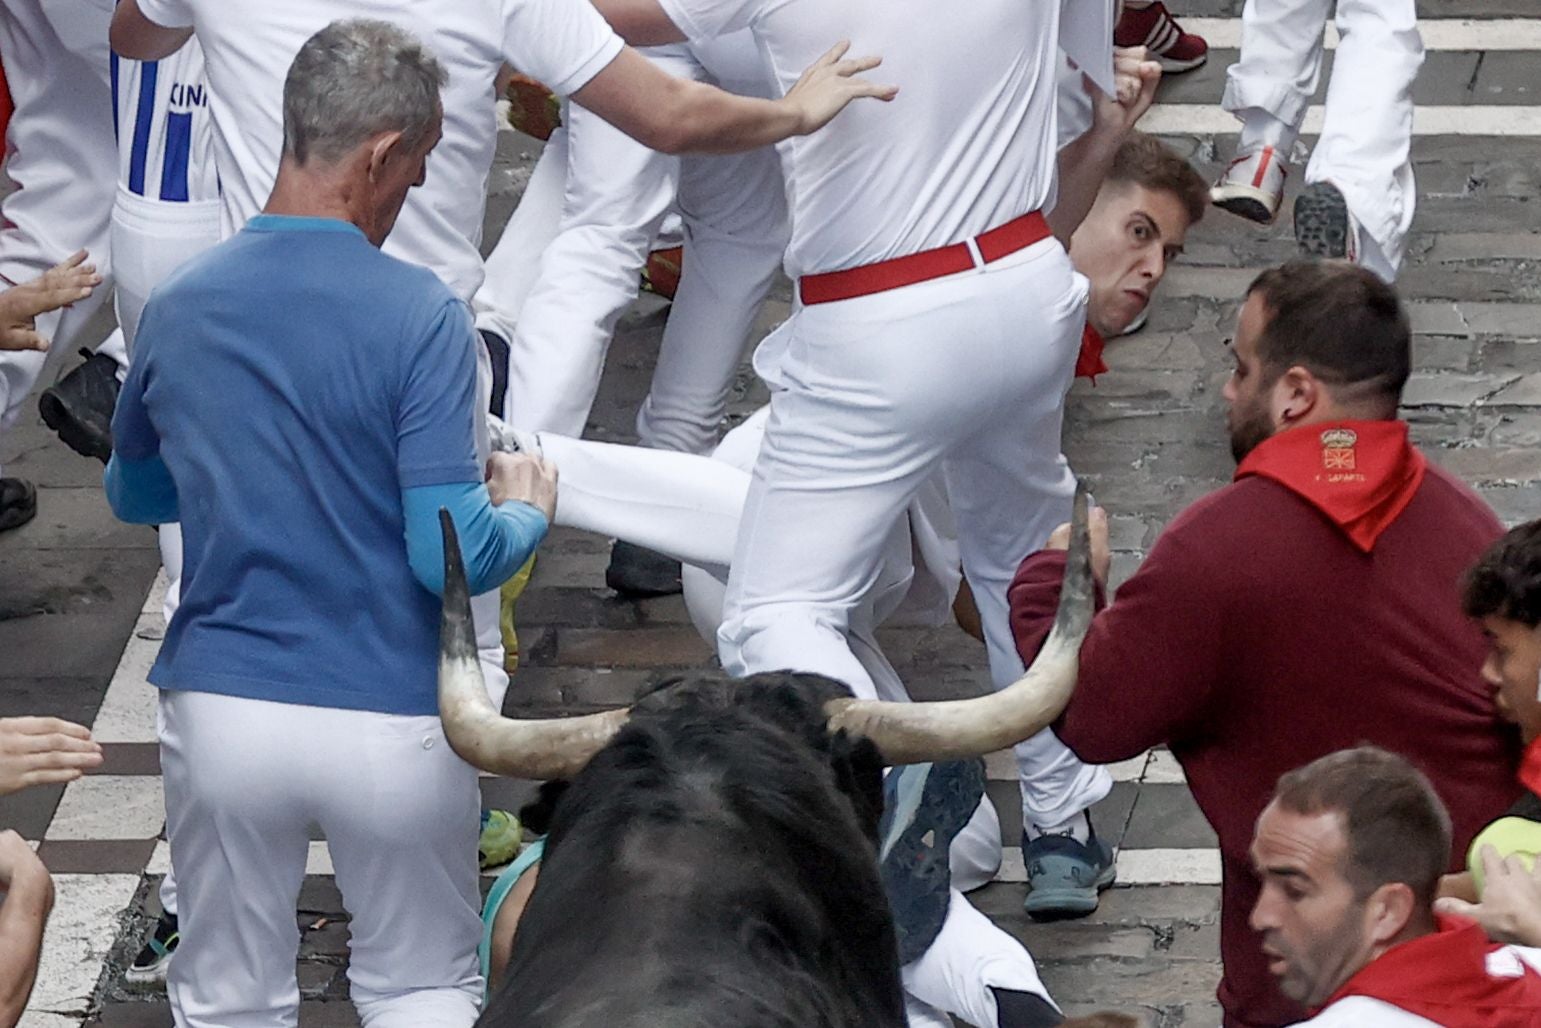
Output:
[1022, 817, 1116, 920]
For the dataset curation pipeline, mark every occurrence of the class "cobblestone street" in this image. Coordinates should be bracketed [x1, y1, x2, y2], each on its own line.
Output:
[2, 5, 1539, 1024]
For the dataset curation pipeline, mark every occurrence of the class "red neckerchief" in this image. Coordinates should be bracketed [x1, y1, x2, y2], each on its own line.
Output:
[1519, 736, 1541, 797]
[1075, 324, 1107, 382]
[1323, 915, 1541, 1025]
[1234, 420, 1427, 554]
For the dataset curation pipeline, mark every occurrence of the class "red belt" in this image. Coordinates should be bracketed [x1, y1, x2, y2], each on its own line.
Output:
[798, 210, 1052, 306]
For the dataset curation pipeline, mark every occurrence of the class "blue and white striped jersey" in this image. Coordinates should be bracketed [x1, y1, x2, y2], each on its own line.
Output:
[112, 37, 218, 203]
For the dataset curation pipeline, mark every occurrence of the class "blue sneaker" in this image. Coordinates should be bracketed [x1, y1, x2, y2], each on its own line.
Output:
[878, 759, 986, 964]
[1022, 817, 1116, 920]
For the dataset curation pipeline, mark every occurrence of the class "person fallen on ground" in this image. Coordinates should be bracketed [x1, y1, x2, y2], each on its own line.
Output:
[1433, 518, 1541, 944]
[1251, 746, 1541, 1026]
[103, 23, 558, 1026]
[1009, 259, 1521, 1027]
[0, 829, 53, 1028]
[0, 716, 102, 794]
[0, 251, 101, 352]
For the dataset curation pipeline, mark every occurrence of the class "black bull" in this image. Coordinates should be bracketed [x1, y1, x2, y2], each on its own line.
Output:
[481, 671, 906, 1027]
[436, 490, 1094, 1028]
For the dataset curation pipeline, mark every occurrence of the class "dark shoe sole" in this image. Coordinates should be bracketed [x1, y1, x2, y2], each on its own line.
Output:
[1294, 182, 1351, 260]
[0, 479, 37, 532]
[39, 390, 113, 464]
[880, 759, 987, 963]
[1212, 194, 1277, 226]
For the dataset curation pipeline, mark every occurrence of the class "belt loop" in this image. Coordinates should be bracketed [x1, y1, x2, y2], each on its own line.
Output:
[964, 236, 984, 269]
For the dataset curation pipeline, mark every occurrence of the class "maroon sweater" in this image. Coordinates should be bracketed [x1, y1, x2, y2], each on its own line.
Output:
[1009, 463, 1520, 1028]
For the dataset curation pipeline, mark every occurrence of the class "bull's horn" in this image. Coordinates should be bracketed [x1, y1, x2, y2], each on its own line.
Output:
[437, 509, 629, 780]
[824, 484, 1095, 764]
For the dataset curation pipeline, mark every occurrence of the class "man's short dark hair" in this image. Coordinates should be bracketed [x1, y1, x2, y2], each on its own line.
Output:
[1246, 260, 1412, 411]
[1272, 747, 1452, 910]
[1463, 519, 1541, 628]
[1105, 131, 1208, 227]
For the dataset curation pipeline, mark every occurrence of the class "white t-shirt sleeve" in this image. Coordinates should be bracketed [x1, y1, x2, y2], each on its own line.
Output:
[135, 0, 195, 29]
[655, 0, 761, 42]
[501, 0, 625, 97]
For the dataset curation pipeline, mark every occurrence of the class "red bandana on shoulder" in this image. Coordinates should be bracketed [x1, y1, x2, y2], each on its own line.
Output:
[1323, 915, 1541, 1026]
[1234, 420, 1427, 554]
[1075, 324, 1108, 382]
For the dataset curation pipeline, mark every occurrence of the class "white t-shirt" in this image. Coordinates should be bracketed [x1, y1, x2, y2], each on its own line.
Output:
[134, 0, 623, 301]
[655, 0, 1066, 279]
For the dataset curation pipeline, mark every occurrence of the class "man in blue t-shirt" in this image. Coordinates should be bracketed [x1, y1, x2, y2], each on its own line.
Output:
[104, 21, 554, 1026]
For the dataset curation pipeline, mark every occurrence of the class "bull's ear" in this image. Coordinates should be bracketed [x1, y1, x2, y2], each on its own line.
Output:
[519, 780, 571, 836]
[828, 731, 886, 845]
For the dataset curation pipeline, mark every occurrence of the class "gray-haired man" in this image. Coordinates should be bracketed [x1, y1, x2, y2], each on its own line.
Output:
[105, 23, 556, 1027]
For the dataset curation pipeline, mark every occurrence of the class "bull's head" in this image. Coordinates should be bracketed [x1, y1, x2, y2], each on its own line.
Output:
[437, 486, 1095, 778]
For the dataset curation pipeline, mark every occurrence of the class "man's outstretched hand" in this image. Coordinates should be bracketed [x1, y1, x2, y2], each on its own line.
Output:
[0, 251, 102, 352]
[0, 717, 103, 796]
[783, 41, 897, 136]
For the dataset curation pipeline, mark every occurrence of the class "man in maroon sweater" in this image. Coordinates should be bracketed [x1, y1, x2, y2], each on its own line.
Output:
[1008, 259, 1521, 1028]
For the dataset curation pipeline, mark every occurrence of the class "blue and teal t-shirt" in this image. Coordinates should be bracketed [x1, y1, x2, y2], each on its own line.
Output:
[111, 215, 506, 716]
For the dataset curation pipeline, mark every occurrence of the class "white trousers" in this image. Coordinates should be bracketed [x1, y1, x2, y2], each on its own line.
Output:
[717, 241, 1111, 830]
[0, 0, 118, 472]
[475, 37, 787, 454]
[902, 892, 1057, 1028]
[531, 421, 1050, 1028]
[1222, 0, 1422, 277]
[159, 690, 483, 1028]
[111, 187, 224, 355]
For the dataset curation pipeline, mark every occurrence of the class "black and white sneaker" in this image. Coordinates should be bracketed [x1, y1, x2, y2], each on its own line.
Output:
[125, 912, 178, 985]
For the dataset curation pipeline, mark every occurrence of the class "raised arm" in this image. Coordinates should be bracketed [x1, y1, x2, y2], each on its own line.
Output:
[109, 0, 194, 61]
[572, 41, 894, 155]
[1048, 48, 1162, 244]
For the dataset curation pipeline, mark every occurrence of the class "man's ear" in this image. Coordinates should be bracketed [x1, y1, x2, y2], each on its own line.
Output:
[1271, 365, 1320, 428]
[1363, 882, 1418, 948]
[367, 129, 407, 182]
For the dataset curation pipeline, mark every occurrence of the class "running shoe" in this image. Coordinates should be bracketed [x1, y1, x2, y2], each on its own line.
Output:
[39, 348, 119, 463]
[505, 74, 560, 141]
[641, 246, 683, 301]
[125, 912, 179, 985]
[1211, 146, 1287, 225]
[1114, 2, 1209, 73]
[1023, 813, 1117, 920]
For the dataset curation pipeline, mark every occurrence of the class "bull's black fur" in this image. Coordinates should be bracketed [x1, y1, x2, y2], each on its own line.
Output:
[479, 671, 907, 1028]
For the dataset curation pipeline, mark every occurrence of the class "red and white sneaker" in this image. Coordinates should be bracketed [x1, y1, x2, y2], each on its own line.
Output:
[1114, 2, 1209, 73]
[1211, 146, 1288, 225]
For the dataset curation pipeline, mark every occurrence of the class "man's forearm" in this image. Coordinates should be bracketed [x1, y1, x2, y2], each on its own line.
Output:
[572, 49, 800, 156]
[0, 874, 53, 1027]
